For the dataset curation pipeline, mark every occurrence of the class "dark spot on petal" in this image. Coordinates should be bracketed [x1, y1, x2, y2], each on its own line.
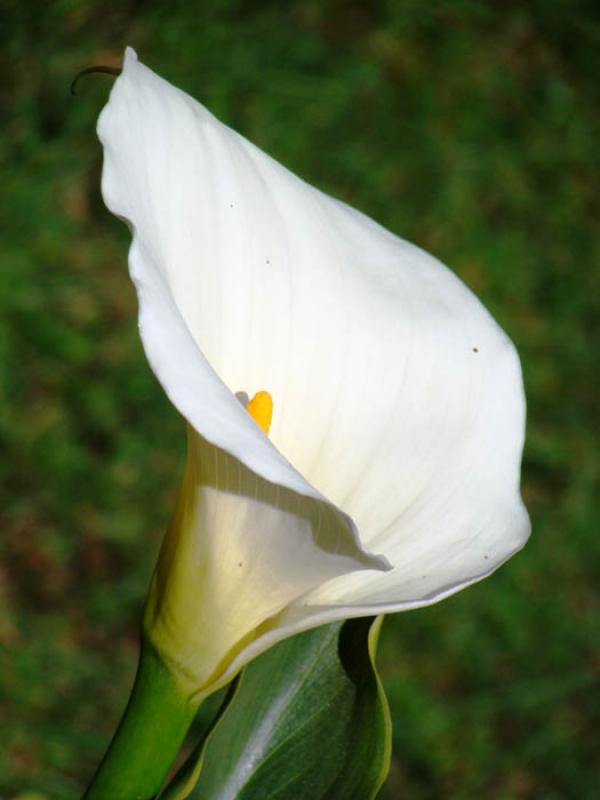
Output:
[238, 561, 243, 567]
[484, 555, 489, 560]
[472, 347, 479, 353]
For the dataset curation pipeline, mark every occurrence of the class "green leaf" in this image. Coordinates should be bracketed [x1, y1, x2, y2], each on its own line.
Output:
[165, 616, 391, 800]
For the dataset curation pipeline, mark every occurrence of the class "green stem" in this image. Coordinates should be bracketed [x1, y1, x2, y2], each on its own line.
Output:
[84, 640, 199, 800]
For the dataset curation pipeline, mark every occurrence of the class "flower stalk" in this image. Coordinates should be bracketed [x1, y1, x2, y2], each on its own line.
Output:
[84, 641, 198, 800]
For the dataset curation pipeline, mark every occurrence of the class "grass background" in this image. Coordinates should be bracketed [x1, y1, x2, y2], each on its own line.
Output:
[1, 1, 598, 797]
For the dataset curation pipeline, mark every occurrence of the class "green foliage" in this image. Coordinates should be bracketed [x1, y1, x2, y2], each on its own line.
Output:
[164, 618, 389, 800]
[0, 2, 598, 798]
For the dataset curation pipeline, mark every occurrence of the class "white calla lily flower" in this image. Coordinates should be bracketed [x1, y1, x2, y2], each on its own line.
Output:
[97, 48, 529, 697]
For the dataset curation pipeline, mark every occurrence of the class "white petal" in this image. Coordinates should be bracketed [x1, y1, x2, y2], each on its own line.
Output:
[98, 48, 386, 568]
[98, 50, 529, 691]
[144, 428, 386, 689]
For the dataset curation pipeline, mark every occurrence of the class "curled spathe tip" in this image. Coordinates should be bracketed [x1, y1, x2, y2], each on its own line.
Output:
[70, 65, 121, 96]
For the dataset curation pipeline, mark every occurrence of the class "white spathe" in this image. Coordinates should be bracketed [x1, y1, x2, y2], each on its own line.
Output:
[97, 48, 530, 694]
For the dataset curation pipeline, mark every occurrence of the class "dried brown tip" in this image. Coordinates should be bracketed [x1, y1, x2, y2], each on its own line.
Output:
[70, 65, 122, 96]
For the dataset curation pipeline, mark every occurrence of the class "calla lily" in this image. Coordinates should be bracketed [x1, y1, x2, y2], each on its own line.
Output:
[97, 48, 529, 699]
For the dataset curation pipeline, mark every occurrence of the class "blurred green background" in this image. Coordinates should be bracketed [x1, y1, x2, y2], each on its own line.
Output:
[1, 1, 598, 798]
